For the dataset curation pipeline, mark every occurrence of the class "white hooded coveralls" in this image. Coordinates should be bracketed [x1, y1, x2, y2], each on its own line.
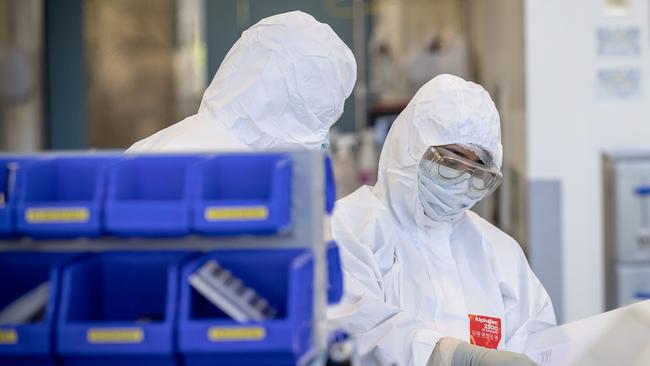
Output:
[127, 11, 356, 152]
[327, 74, 556, 365]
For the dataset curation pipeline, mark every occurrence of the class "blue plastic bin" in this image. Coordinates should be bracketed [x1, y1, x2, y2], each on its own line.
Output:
[324, 155, 336, 215]
[635, 186, 650, 196]
[326, 242, 343, 305]
[15, 157, 117, 238]
[0, 157, 38, 237]
[104, 156, 202, 237]
[178, 249, 313, 366]
[635, 291, 650, 300]
[56, 251, 193, 366]
[190, 154, 292, 235]
[0, 252, 81, 366]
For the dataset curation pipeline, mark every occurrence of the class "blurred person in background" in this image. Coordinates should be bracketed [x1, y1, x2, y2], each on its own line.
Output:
[405, 30, 470, 93]
[127, 10, 356, 152]
[328, 74, 555, 366]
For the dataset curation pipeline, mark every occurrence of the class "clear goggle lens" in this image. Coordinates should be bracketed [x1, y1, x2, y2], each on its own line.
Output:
[421, 146, 502, 196]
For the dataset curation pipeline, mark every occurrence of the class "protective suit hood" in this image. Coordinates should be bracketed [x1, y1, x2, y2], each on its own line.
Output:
[374, 74, 502, 226]
[197, 11, 357, 150]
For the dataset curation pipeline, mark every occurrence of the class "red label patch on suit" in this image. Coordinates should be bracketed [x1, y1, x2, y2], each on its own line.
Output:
[468, 314, 502, 349]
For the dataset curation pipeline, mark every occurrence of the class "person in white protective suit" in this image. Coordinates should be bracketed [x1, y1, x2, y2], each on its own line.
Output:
[327, 74, 556, 366]
[127, 11, 356, 152]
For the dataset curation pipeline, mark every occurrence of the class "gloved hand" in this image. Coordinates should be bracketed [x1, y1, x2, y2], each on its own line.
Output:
[428, 337, 539, 366]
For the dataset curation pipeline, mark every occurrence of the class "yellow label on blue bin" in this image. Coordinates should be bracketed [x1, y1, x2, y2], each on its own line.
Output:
[0, 329, 17, 344]
[26, 208, 90, 223]
[208, 326, 266, 341]
[87, 328, 144, 344]
[204, 206, 269, 221]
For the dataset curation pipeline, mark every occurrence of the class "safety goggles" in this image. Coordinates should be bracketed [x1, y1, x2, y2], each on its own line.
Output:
[420, 146, 503, 196]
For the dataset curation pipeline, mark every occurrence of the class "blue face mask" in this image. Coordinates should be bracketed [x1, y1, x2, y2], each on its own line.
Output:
[417, 170, 482, 222]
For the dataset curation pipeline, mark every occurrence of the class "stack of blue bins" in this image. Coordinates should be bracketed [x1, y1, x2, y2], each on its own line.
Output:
[178, 249, 313, 366]
[56, 251, 194, 366]
[0, 252, 80, 366]
[0, 151, 339, 365]
[14, 157, 116, 238]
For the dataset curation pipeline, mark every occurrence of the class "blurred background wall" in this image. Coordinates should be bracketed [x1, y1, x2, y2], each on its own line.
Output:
[84, 0, 176, 148]
[526, 0, 650, 323]
[0, 0, 43, 151]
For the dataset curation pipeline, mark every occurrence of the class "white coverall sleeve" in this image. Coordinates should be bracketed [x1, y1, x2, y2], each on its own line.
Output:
[501, 246, 557, 353]
[328, 216, 443, 366]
